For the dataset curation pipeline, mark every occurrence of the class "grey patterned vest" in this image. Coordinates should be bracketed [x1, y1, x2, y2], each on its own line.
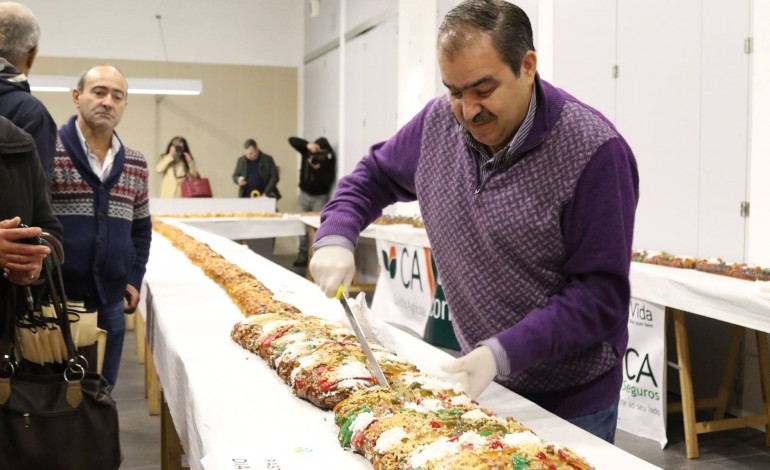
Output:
[415, 95, 620, 394]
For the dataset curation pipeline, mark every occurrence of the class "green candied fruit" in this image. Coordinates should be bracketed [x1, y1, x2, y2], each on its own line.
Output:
[511, 454, 530, 469]
[290, 328, 302, 333]
[479, 430, 493, 437]
[335, 405, 371, 427]
[339, 405, 370, 447]
[338, 416, 354, 446]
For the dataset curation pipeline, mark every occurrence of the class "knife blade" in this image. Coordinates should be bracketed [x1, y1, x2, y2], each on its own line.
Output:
[335, 285, 389, 388]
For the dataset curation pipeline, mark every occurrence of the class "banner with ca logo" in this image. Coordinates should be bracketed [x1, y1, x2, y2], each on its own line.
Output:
[371, 240, 459, 350]
[617, 297, 667, 448]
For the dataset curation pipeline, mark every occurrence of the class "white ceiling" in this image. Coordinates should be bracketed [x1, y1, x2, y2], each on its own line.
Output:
[23, 0, 305, 67]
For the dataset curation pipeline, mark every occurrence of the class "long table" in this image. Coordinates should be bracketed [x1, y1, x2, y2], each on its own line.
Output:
[630, 262, 770, 334]
[630, 262, 770, 458]
[157, 215, 305, 241]
[143, 219, 658, 470]
[149, 197, 276, 215]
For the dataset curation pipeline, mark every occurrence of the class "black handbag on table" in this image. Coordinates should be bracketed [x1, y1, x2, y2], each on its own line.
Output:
[0, 235, 121, 470]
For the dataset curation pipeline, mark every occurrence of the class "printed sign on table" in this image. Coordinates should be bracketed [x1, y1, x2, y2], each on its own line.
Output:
[371, 240, 459, 350]
[617, 297, 667, 448]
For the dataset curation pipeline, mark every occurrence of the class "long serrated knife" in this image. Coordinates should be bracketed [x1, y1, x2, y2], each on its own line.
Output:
[335, 285, 389, 388]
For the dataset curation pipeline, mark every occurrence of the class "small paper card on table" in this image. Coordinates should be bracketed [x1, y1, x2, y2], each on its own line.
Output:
[201, 444, 358, 470]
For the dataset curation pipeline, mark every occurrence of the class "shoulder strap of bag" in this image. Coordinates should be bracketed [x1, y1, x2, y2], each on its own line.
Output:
[1, 283, 19, 377]
[38, 236, 79, 367]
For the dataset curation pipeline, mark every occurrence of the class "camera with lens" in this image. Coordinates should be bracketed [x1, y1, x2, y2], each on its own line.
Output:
[310, 151, 328, 164]
[18, 223, 41, 246]
[174, 145, 184, 153]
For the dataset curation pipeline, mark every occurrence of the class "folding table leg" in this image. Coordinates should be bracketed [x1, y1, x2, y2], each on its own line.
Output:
[136, 308, 146, 365]
[672, 308, 699, 458]
[755, 331, 770, 447]
[161, 393, 189, 470]
[714, 326, 744, 420]
[146, 346, 161, 416]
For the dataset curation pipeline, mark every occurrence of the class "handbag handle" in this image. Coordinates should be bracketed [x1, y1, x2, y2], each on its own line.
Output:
[38, 237, 83, 377]
[0, 235, 84, 379]
[1, 284, 19, 377]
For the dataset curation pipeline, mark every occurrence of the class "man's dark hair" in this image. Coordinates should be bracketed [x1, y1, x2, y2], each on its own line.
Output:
[244, 138, 257, 149]
[76, 64, 127, 93]
[438, 0, 535, 77]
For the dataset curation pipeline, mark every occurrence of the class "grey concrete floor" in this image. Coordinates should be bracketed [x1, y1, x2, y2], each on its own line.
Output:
[112, 252, 770, 469]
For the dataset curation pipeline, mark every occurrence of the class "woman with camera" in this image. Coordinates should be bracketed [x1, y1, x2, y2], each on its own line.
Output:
[288, 136, 336, 266]
[156, 136, 199, 198]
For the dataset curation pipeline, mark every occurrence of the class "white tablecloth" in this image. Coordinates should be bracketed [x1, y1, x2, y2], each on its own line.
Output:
[301, 215, 430, 248]
[158, 216, 305, 240]
[630, 262, 770, 333]
[150, 197, 276, 215]
[143, 219, 658, 470]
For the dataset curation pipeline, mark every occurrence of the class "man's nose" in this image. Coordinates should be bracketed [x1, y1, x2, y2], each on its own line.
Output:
[461, 98, 481, 122]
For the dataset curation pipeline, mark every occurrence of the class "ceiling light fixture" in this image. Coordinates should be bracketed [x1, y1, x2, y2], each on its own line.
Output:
[30, 75, 203, 96]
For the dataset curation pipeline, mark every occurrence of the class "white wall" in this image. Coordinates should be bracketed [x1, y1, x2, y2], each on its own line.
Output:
[398, 0, 437, 127]
[748, 0, 770, 266]
[24, 0, 304, 67]
[304, 0, 340, 57]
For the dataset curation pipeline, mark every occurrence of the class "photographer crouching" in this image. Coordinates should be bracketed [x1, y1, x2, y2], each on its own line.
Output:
[288, 136, 336, 267]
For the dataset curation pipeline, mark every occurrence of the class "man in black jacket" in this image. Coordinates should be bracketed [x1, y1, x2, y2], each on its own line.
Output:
[0, 116, 62, 336]
[288, 136, 336, 266]
[232, 139, 281, 199]
[0, 2, 57, 177]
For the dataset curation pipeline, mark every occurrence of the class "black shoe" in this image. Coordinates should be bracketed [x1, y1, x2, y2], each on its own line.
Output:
[293, 254, 308, 267]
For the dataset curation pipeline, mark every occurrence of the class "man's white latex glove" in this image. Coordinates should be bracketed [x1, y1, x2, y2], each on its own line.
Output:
[440, 346, 497, 399]
[309, 245, 355, 298]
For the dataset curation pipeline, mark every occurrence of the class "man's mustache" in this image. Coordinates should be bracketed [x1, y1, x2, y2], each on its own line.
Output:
[465, 111, 494, 126]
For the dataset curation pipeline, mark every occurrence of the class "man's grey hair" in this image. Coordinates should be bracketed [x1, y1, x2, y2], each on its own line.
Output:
[0, 2, 40, 65]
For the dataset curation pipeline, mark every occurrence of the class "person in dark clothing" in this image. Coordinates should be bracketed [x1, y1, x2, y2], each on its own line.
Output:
[0, 115, 62, 336]
[0, 2, 57, 177]
[50, 65, 152, 389]
[232, 138, 281, 199]
[288, 136, 336, 266]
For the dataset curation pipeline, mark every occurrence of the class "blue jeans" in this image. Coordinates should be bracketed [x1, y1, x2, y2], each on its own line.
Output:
[566, 400, 619, 444]
[97, 300, 126, 390]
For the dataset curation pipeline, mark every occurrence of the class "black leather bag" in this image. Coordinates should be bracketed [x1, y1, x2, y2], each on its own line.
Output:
[0, 236, 121, 470]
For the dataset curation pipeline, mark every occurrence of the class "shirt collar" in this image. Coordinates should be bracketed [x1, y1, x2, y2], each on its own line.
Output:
[75, 120, 121, 157]
[75, 120, 122, 181]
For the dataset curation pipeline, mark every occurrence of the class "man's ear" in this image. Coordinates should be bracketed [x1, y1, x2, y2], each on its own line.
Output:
[520, 51, 537, 82]
[17, 45, 38, 76]
[26, 46, 38, 71]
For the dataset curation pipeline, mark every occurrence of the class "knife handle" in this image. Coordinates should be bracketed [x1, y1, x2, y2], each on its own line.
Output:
[335, 284, 345, 300]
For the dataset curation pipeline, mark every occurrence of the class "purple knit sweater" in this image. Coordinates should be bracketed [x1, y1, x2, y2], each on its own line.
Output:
[315, 77, 639, 418]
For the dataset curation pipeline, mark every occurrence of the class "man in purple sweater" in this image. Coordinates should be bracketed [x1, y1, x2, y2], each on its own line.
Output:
[310, 0, 638, 443]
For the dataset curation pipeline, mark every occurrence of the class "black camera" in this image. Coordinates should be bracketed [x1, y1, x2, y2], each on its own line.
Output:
[174, 145, 184, 153]
[310, 152, 328, 164]
[18, 223, 41, 246]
